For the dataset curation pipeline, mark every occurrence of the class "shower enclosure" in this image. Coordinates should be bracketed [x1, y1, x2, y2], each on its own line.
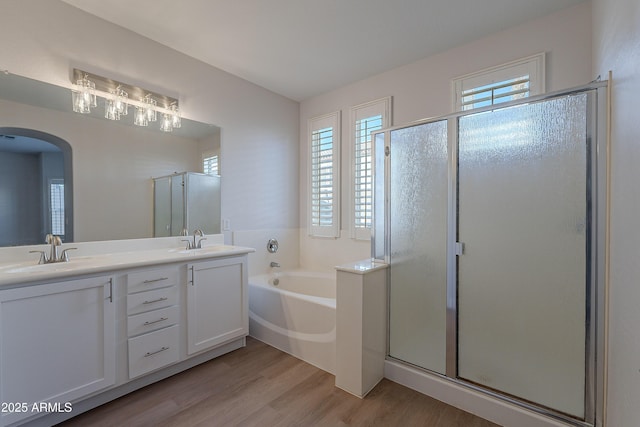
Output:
[153, 172, 221, 237]
[373, 82, 607, 426]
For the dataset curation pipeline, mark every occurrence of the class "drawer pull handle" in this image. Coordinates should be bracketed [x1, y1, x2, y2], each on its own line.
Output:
[143, 277, 169, 284]
[143, 317, 169, 326]
[142, 297, 168, 305]
[144, 347, 170, 357]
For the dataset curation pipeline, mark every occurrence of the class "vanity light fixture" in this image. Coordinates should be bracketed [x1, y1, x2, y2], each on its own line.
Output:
[70, 68, 181, 132]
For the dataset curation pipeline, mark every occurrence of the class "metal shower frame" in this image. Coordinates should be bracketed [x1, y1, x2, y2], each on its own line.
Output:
[371, 81, 609, 427]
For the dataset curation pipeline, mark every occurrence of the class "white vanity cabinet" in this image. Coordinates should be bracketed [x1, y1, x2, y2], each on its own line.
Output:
[0, 276, 115, 426]
[187, 256, 248, 355]
[126, 267, 180, 379]
[0, 243, 253, 426]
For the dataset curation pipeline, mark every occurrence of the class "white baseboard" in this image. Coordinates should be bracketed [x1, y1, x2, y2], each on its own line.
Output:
[384, 360, 574, 427]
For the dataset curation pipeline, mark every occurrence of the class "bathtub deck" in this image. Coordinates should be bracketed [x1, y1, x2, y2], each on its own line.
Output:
[60, 337, 498, 427]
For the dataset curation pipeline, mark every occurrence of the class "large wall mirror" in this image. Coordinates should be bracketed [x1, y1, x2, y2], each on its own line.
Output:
[0, 72, 221, 247]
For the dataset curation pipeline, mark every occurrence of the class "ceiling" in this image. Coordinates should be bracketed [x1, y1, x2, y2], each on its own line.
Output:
[60, 0, 585, 102]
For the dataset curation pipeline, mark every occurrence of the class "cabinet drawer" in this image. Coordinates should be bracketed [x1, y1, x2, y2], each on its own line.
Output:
[127, 267, 178, 294]
[127, 305, 179, 337]
[127, 286, 178, 315]
[128, 325, 179, 379]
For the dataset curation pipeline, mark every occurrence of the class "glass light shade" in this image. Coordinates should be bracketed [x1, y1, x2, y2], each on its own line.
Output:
[105, 98, 120, 120]
[160, 113, 173, 132]
[114, 86, 128, 116]
[72, 76, 96, 114]
[134, 106, 148, 126]
[104, 89, 120, 120]
[170, 104, 181, 128]
[144, 95, 157, 122]
[72, 90, 90, 114]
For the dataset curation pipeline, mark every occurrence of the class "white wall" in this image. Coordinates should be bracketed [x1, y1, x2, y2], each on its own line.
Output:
[592, 0, 640, 425]
[299, 2, 593, 270]
[232, 228, 300, 276]
[0, 0, 299, 239]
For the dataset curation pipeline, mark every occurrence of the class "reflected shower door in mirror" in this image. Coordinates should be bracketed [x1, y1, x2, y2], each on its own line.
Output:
[0, 72, 221, 246]
[153, 172, 221, 237]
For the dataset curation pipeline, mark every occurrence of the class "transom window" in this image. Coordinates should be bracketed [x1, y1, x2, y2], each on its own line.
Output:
[460, 76, 530, 110]
[453, 53, 545, 111]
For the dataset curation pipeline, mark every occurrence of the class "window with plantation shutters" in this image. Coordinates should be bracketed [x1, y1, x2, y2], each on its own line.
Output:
[350, 97, 391, 240]
[203, 154, 219, 175]
[453, 53, 545, 111]
[308, 111, 340, 237]
[50, 179, 65, 237]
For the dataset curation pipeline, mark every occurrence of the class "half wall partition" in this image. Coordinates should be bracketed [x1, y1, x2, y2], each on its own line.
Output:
[372, 82, 607, 426]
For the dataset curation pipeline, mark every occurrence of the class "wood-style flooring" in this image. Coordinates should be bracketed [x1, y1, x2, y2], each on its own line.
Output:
[59, 337, 500, 427]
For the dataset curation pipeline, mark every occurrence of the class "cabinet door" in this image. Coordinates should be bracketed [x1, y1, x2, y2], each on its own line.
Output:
[0, 276, 115, 426]
[187, 256, 247, 355]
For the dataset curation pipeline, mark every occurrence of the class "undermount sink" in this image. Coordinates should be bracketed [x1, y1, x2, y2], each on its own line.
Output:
[166, 249, 194, 254]
[7, 263, 77, 274]
[5, 258, 96, 274]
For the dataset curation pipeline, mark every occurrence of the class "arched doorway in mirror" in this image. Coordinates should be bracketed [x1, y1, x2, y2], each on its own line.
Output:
[0, 127, 73, 246]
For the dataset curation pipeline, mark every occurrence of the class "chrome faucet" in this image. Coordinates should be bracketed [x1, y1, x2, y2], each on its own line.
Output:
[30, 234, 77, 264]
[182, 229, 207, 250]
[47, 233, 62, 261]
[270, 261, 281, 268]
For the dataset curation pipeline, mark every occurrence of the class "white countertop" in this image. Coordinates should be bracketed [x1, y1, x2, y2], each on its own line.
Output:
[335, 259, 388, 275]
[0, 244, 254, 288]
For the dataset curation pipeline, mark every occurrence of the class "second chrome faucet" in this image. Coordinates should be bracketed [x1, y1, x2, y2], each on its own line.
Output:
[181, 229, 207, 250]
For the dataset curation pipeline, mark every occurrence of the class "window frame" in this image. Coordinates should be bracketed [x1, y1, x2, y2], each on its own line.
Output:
[349, 96, 392, 240]
[308, 111, 341, 238]
[452, 53, 545, 111]
[49, 178, 65, 237]
[202, 152, 220, 176]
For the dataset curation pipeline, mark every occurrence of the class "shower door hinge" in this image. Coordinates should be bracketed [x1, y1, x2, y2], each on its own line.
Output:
[385, 145, 390, 156]
[455, 242, 465, 256]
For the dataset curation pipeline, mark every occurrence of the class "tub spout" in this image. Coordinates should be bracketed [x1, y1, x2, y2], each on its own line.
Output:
[270, 262, 281, 268]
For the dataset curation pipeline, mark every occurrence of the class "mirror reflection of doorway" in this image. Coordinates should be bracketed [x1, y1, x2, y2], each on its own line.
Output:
[0, 128, 73, 246]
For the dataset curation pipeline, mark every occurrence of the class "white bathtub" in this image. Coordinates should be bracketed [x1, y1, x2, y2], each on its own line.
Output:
[248, 270, 336, 374]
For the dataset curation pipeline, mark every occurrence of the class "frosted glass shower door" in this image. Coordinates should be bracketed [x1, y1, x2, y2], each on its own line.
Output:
[388, 120, 448, 374]
[457, 95, 588, 418]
